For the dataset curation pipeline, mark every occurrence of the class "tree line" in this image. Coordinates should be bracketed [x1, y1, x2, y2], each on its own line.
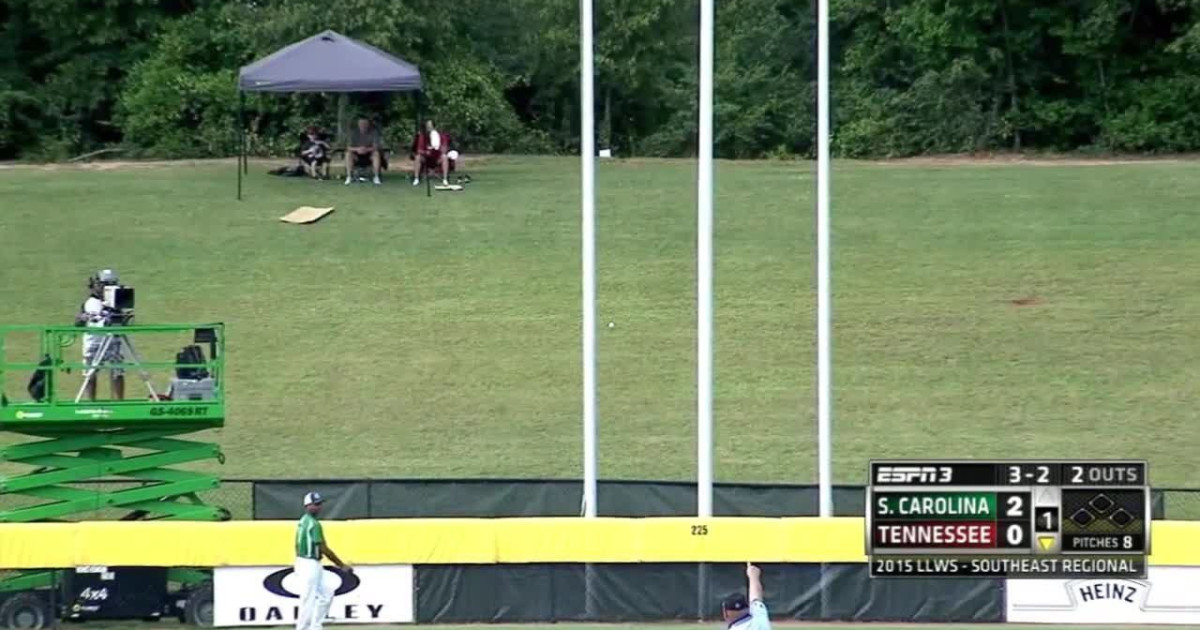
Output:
[2, 0, 1199, 161]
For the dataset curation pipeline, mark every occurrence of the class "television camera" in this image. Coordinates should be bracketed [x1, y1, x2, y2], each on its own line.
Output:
[88, 270, 135, 326]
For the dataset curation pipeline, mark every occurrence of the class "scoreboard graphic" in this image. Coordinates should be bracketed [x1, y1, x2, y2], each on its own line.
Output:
[867, 460, 1149, 578]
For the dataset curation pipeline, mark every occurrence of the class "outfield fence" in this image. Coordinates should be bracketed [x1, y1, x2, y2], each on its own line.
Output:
[1, 479, 1197, 521]
[2, 481, 1199, 625]
[249, 479, 1197, 521]
[2, 518, 1198, 624]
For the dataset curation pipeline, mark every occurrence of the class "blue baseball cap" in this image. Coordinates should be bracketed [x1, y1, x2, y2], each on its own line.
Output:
[722, 593, 748, 612]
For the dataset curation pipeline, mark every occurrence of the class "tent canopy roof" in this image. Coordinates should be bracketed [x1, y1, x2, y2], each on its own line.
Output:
[239, 30, 422, 93]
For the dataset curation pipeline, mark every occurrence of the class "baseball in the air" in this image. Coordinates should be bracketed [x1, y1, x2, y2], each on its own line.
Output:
[607, 322, 615, 328]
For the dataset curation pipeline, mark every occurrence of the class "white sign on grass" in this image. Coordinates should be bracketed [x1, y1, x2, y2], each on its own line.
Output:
[1007, 566, 1200, 625]
[214, 565, 414, 626]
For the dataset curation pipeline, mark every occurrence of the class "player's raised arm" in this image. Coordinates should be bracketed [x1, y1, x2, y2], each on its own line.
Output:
[746, 563, 763, 602]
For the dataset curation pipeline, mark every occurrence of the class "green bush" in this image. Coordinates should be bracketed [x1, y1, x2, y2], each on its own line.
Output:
[1100, 76, 1200, 152]
[0, 87, 42, 160]
[118, 17, 241, 158]
[423, 57, 552, 155]
[834, 59, 998, 158]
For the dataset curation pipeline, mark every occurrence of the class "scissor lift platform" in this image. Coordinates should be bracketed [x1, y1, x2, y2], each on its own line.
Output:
[0, 324, 228, 627]
[0, 323, 227, 522]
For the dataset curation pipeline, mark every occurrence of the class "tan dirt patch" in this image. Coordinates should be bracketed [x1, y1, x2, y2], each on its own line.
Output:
[869, 152, 1200, 167]
[0, 155, 496, 172]
[0, 153, 1194, 171]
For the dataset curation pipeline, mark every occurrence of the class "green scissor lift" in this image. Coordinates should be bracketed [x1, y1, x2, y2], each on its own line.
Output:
[0, 324, 228, 628]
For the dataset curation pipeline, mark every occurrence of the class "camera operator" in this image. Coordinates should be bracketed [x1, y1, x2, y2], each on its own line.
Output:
[74, 269, 128, 401]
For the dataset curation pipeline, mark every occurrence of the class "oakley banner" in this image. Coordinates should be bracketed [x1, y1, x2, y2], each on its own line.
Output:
[214, 565, 414, 626]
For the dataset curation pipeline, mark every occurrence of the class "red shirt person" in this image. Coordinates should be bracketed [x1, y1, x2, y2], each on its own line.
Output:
[413, 119, 450, 186]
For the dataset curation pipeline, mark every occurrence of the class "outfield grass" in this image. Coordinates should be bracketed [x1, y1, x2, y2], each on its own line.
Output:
[105, 624, 1200, 630]
[77, 619, 1190, 624]
[75, 623, 1186, 630]
[0, 156, 1197, 487]
[317, 624, 1200, 630]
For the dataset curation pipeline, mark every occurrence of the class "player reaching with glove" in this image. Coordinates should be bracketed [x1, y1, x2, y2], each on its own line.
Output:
[721, 563, 770, 630]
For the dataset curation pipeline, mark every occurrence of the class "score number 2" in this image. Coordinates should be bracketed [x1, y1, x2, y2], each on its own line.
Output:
[1008, 465, 1050, 484]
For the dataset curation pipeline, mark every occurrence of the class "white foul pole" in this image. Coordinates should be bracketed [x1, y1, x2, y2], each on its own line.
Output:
[581, 0, 598, 519]
[816, 0, 834, 518]
[697, 0, 715, 518]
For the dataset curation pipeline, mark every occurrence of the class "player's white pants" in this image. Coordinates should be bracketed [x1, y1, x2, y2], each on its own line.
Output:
[294, 557, 334, 630]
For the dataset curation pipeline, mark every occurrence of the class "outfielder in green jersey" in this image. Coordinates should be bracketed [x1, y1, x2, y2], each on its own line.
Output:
[294, 492, 352, 630]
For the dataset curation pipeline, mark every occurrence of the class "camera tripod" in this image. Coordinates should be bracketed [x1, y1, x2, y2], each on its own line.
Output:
[73, 330, 160, 403]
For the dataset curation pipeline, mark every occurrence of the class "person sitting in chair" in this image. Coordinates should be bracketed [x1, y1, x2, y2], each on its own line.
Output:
[299, 126, 331, 180]
[412, 120, 451, 187]
[345, 117, 383, 186]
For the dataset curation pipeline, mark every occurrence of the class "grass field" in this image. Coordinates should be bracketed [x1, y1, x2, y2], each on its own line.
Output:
[0, 156, 1198, 487]
[72, 619, 1190, 624]
[410, 624, 1171, 628]
[419, 627, 1171, 630]
[419, 627, 1170, 630]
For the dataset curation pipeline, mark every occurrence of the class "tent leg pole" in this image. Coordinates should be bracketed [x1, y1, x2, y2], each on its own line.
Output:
[418, 94, 426, 194]
[237, 92, 244, 201]
[241, 92, 248, 175]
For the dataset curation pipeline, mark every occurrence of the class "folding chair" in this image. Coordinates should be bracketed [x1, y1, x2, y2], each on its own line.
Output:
[410, 132, 465, 197]
[333, 148, 392, 182]
[297, 131, 333, 179]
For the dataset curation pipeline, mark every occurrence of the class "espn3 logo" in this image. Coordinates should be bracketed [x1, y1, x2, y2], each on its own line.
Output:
[875, 465, 952, 483]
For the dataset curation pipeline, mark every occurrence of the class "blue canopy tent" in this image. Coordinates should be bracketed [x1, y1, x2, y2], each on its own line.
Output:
[235, 30, 423, 198]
